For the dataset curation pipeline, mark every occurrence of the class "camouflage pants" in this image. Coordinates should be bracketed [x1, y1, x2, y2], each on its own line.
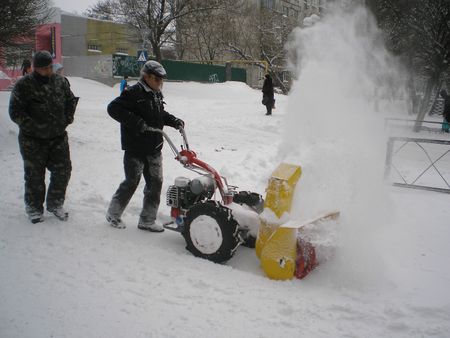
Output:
[107, 151, 163, 223]
[18, 132, 72, 214]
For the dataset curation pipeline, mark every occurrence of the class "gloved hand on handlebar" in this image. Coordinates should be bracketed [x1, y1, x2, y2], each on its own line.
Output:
[174, 118, 185, 130]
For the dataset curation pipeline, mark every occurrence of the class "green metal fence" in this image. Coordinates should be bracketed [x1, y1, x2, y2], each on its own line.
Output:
[112, 54, 141, 77]
[112, 55, 246, 83]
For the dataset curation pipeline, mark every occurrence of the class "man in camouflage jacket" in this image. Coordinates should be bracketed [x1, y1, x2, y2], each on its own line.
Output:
[9, 51, 78, 223]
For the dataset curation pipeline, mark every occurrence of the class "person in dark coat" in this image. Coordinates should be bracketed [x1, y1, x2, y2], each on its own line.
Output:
[21, 59, 32, 76]
[106, 60, 185, 232]
[440, 89, 450, 133]
[9, 51, 79, 223]
[262, 74, 275, 115]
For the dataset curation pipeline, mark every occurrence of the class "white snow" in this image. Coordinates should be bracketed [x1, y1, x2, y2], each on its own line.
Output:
[0, 70, 11, 80]
[1, 76, 449, 338]
[1, 5, 450, 338]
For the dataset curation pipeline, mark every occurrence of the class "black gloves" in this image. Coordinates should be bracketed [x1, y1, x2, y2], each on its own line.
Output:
[174, 118, 185, 130]
[139, 119, 184, 135]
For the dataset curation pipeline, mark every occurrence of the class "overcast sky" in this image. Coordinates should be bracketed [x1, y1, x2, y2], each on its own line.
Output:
[51, 0, 98, 14]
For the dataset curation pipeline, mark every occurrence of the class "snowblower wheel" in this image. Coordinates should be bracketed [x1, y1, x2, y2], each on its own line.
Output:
[183, 201, 240, 263]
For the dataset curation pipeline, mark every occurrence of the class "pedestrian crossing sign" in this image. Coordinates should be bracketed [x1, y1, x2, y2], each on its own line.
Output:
[137, 50, 148, 62]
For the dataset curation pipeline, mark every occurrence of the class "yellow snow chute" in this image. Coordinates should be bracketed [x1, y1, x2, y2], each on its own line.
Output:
[255, 163, 302, 280]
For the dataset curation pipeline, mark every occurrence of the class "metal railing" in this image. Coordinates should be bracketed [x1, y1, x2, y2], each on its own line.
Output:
[385, 137, 450, 194]
[384, 118, 444, 131]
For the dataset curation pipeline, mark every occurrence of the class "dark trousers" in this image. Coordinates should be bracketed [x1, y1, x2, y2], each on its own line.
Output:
[266, 104, 272, 115]
[107, 151, 163, 223]
[18, 132, 72, 214]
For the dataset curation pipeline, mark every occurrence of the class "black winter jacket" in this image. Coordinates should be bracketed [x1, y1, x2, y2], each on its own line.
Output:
[107, 81, 179, 155]
[262, 77, 275, 107]
[9, 72, 78, 139]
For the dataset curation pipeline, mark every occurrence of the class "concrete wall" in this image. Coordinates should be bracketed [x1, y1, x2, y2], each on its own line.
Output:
[245, 64, 265, 88]
[61, 14, 87, 57]
[63, 55, 118, 86]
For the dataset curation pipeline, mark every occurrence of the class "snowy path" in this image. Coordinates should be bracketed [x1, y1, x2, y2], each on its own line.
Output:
[1, 79, 449, 337]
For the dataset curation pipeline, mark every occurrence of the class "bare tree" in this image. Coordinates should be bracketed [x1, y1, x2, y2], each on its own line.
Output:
[175, 0, 242, 61]
[84, 0, 122, 21]
[86, 0, 222, 61]
[369, 0, 450, 130]
[0, 0, 52, 62]
[222, 4, 300, 93]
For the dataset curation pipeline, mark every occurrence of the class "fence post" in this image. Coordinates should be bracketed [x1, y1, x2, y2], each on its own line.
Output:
[384, 137, 394, 179]
[225, 62, 231, 81]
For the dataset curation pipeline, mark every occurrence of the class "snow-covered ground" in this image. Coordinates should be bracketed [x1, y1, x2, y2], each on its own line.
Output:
[1, 77, 449, 338]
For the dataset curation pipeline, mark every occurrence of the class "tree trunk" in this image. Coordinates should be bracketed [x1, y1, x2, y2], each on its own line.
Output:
[152, 44, 162, 62]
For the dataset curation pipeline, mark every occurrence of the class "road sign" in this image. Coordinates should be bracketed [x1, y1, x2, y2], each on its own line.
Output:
[137, 50, 148, 62]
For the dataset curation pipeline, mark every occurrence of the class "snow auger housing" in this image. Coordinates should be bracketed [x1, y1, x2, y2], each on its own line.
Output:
[151, 127, 264, 263]
[256, 163, 339, 280]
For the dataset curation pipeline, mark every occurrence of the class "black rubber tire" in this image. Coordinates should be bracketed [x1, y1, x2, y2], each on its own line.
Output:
[183, 201, 240, 263]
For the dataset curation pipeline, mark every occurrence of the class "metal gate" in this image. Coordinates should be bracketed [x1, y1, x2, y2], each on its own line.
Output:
[385, 137, 450, 193]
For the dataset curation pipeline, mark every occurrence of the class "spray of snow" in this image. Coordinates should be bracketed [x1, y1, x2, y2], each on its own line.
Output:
[280, 4, 407, 289]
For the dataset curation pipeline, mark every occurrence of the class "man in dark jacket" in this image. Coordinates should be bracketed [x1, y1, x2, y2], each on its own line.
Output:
[440, 89, 450, 133]
[262, 74, 275, 115]
[106, 60, 184, 232]
[9, 51, 79, 223]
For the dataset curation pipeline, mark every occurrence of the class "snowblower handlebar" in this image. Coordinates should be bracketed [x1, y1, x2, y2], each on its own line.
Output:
[149, 126, 233, 204]
[144, 126, 188, 158]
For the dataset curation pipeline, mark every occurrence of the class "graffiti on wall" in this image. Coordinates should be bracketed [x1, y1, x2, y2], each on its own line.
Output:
[112, 54, 140, 77]
[209, 74, 219, 83]
[93, 59, 110, 77]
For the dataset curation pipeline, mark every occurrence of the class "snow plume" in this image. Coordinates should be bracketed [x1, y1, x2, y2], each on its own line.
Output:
[280, 4, 402, 289]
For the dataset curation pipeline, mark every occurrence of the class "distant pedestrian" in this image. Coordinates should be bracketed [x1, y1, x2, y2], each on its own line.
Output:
[53, 63, 71, 87]
[262, 74, 275, 116]
[21, 59, 32, 76]
[440, 89, 450, 133]
[52, 63, 64, 76]
[120, 75, 129, 93]
[9, 51, 79, 223]
[106, 60, 185, 232]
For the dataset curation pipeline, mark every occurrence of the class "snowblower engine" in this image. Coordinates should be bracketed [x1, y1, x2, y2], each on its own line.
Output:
[166, 176, 216, 217]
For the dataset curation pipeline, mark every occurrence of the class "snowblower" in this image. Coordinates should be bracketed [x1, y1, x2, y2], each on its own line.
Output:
[153, 127, 339, 280]
[151, 127, 264, 263]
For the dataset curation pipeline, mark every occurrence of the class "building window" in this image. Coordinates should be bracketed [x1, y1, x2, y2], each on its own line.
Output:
[116, 48, 128, 54]
[262, 0, 275, 10]
[87, 44, 102, 52]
